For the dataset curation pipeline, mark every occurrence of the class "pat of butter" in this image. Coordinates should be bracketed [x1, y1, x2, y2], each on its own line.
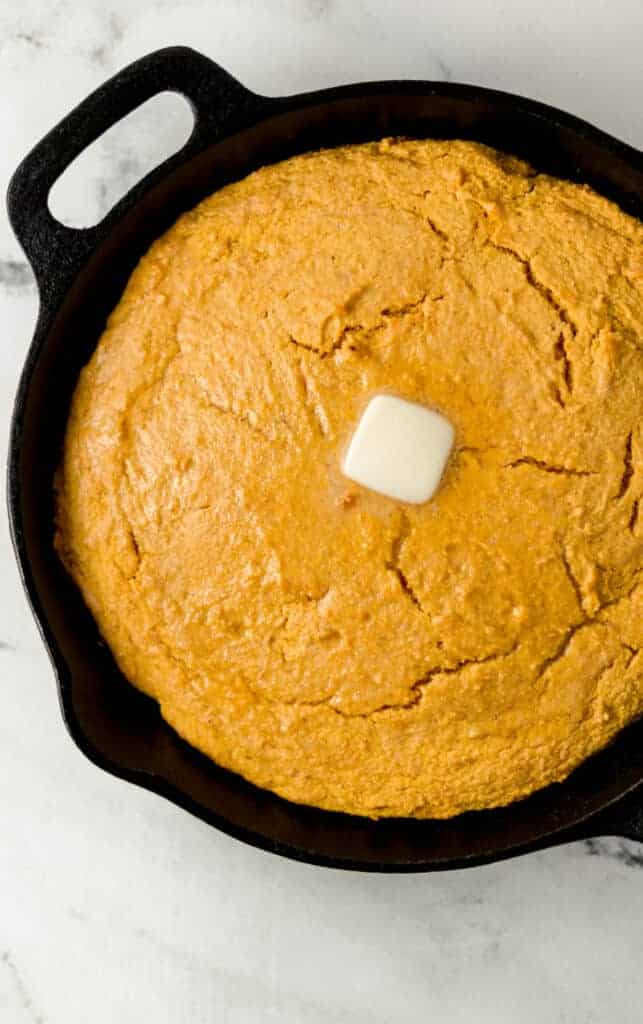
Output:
[342, 394, 454, 504]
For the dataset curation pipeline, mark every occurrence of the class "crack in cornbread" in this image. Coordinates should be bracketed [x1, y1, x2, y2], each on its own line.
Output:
[55, 139, 643, 818]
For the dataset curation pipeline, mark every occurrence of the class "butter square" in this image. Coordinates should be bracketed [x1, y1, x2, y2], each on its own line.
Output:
[342, 395, 454, 504]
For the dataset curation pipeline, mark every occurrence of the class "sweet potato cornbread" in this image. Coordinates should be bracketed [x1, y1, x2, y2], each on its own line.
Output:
[55, 139, 643, 819]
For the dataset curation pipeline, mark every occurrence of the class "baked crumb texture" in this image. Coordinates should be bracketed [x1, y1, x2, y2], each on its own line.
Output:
[55, 140, 643, 819]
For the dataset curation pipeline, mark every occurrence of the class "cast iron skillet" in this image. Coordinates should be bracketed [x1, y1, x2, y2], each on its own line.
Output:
[7, 46, 643, 871]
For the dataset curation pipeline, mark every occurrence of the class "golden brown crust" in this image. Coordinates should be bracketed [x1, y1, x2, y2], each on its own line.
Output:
[55, 139, 643, 818]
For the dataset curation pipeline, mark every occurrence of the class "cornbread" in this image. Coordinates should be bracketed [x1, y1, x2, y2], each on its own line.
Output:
[55, 139, 643, 819]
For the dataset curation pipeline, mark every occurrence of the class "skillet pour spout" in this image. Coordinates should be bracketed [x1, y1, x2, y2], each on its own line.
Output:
[7, 46, 643, 870]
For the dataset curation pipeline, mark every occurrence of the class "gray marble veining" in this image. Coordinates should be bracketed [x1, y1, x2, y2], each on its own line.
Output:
[0, 260, 34, 289]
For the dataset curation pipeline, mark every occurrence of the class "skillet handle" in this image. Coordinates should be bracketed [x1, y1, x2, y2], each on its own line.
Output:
[6, 46, 269, 302]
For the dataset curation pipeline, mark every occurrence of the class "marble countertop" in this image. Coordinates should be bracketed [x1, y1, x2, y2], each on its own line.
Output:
[1, 1, 642, 1021]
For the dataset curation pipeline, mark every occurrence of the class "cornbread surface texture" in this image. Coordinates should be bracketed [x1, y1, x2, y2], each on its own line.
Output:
[56, 139, 643, 818]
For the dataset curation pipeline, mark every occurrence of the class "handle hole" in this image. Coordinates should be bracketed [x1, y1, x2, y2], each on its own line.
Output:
[48, 91, 194, 229]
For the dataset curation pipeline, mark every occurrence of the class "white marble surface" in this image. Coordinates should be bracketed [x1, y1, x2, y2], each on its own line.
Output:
[1, 1, 642, 1021]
